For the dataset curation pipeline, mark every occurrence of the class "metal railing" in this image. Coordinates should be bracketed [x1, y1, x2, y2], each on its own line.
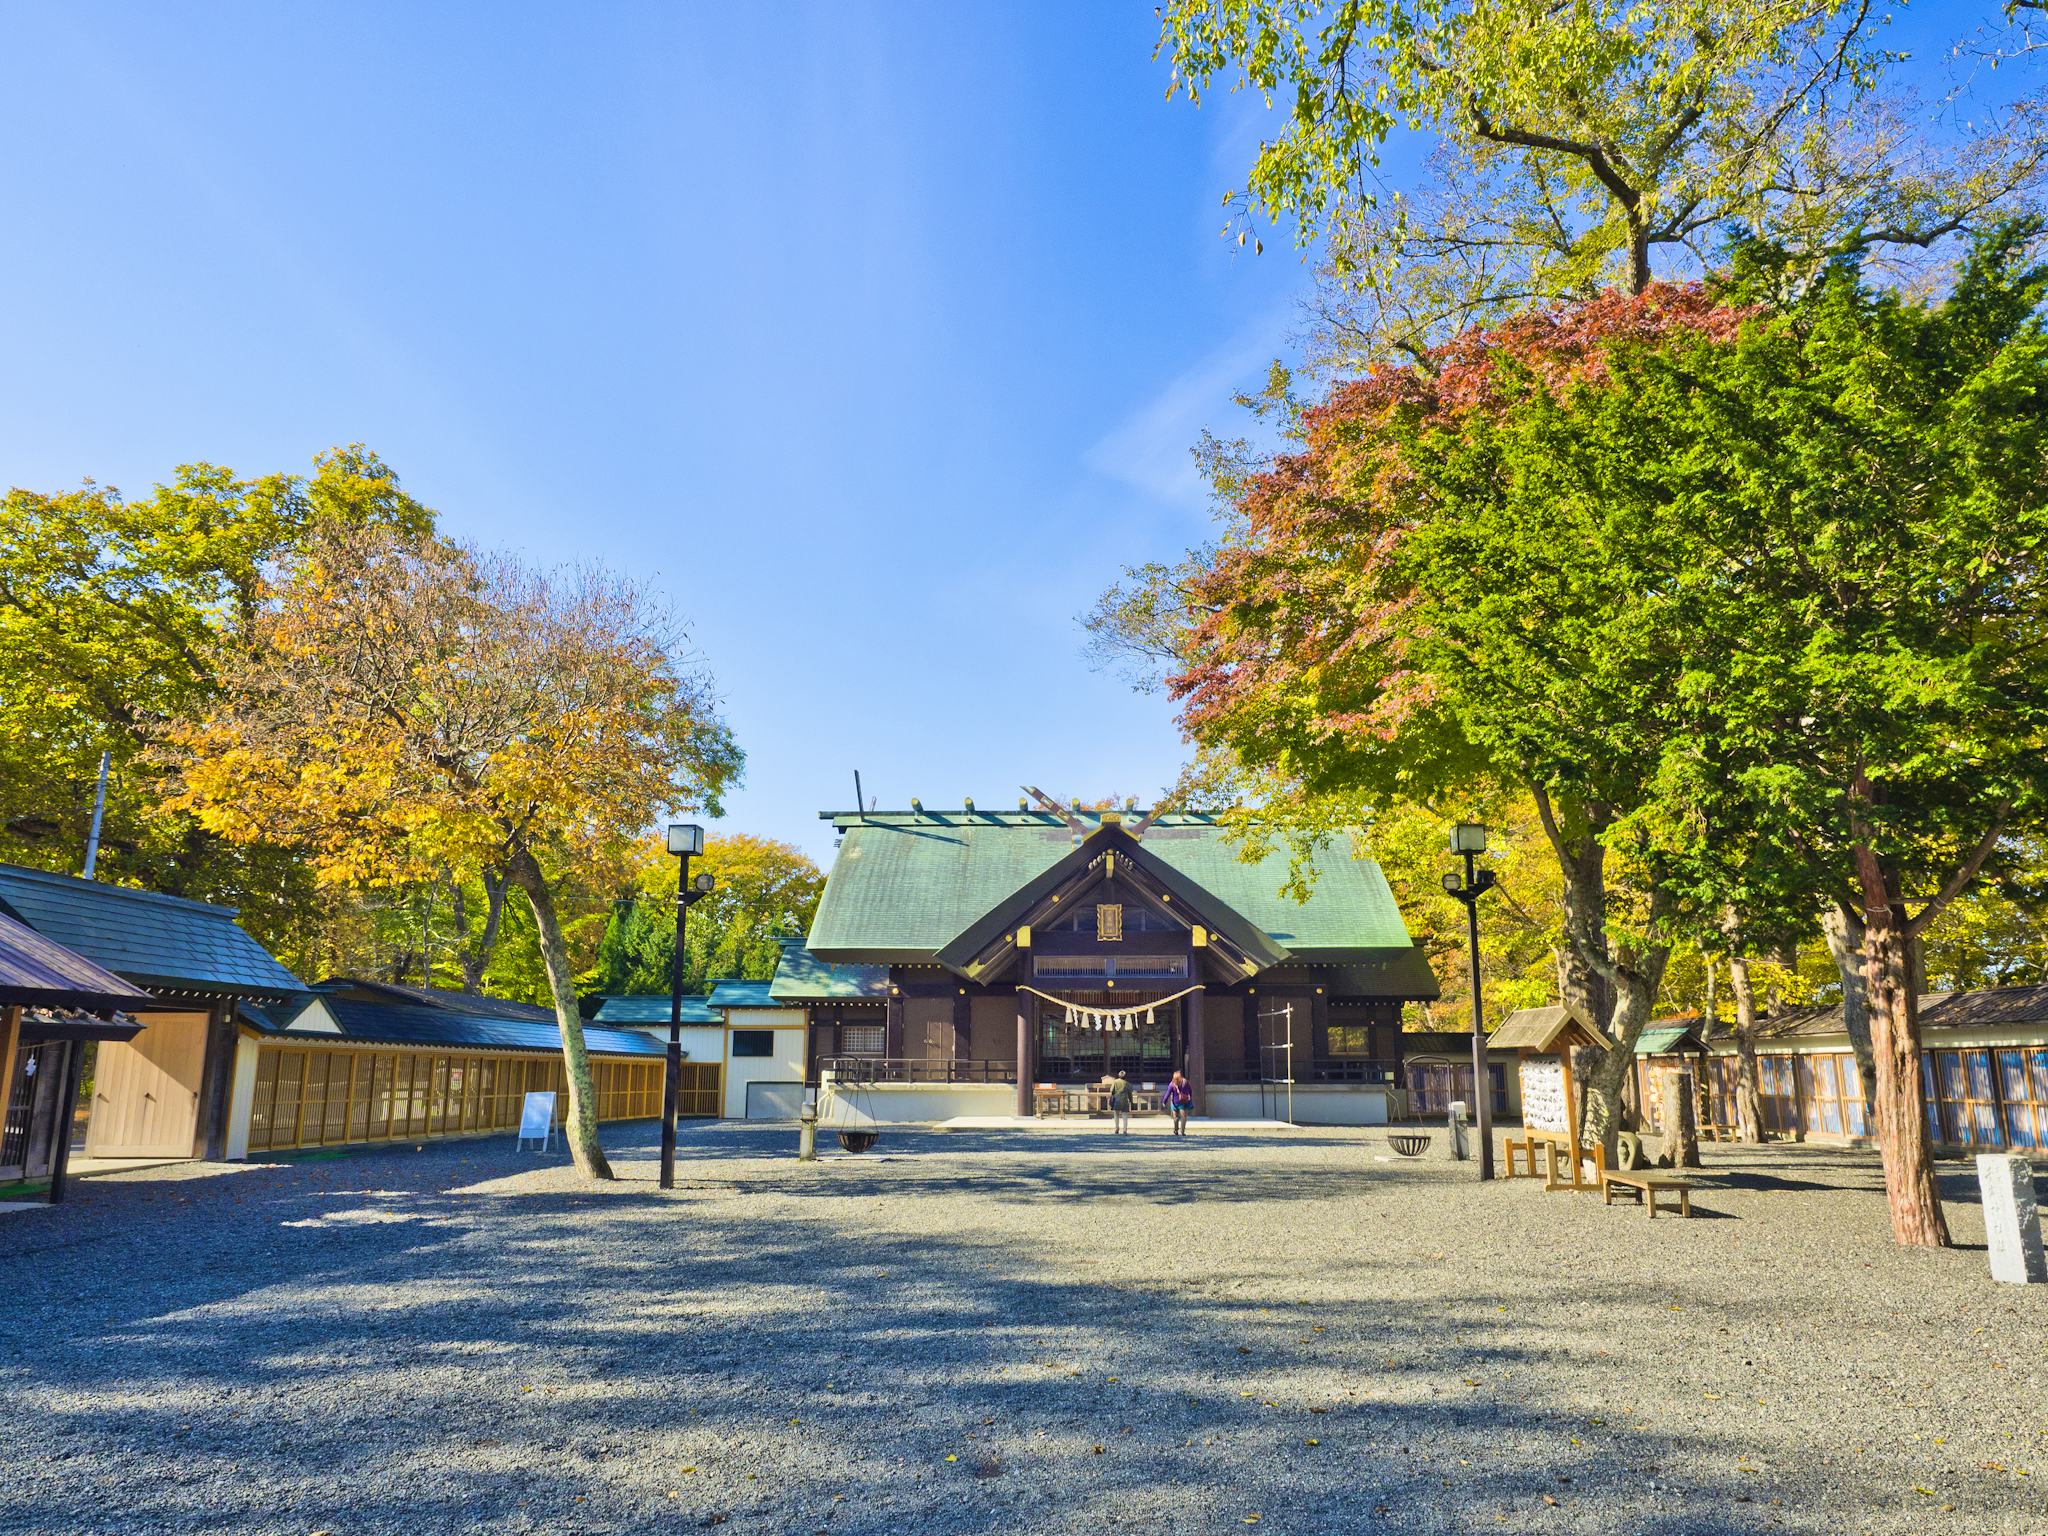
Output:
[820, 1056, 1015, 1086]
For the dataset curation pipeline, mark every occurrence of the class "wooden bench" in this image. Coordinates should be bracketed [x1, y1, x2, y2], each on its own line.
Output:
[1601, 1170, 1694, 1218]
[1503, 1129, 1568, 1179]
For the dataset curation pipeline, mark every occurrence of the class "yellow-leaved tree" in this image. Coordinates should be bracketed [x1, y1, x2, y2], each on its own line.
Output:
[169, 526, 741, 1179]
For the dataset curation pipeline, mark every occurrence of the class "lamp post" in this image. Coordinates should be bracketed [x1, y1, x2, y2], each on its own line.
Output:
[1441, 822, 1498, 1180]
[662, 822, 715, 1191]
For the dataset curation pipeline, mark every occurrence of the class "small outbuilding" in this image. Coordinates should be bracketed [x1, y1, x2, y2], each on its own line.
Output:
[1633, 1019, 1711, 1138]
[0, 911, 158, 1201]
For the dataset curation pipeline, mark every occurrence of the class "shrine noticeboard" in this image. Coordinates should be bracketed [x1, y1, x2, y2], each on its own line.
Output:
[1520, 1055, 1569, 1134]
[518, 1091, 557, 1147]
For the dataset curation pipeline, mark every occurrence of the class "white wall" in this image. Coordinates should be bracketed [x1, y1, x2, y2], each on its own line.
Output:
[1207, 1083, 1392, 1126]
[224, 1033, 262, 1159]
[722, 1008, 807, 1118]
[817, 1078, 1016, 1127]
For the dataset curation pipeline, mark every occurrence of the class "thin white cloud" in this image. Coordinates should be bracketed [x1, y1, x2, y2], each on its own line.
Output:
[1085, 318, 1288, 510]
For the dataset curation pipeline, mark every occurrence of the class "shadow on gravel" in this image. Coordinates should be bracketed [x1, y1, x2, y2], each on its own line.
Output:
[0, 1122, 1986, 1536]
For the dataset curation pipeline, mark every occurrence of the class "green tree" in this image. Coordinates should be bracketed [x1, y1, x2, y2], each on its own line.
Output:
[0, 446, 432, 951]
[1160, 0, 2047, 363]
[171, 527, 742, 1180]
[589, 833, 824, 999]
[1617, 228, 2048, 1244]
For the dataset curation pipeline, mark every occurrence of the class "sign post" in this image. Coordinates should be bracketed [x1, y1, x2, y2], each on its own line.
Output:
[517, 1091, 557, 1152]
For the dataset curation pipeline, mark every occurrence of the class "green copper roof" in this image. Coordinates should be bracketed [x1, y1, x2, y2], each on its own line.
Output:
[706, 978, 780, 1010]
[592, 995, 719, 1026]
[1636, 1023, 1707, 1056]
[768, 942, 888, 1002]
[0, 861, 303, 998]
[807, 812, 1419, 963]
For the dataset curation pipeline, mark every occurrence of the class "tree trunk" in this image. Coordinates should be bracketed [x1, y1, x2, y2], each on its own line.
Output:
[508, 851, 614, 1182]
[1701, 950, 1719, 1039]
[1725, 948, 1765, 1144]
[1576, 943, 1671, 1161]
[1820, 902, 1877, 1127]
[1855, 854, 1949, 1247]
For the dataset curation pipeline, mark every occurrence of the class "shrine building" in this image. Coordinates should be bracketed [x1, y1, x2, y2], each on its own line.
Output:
[784, 799, 1442, 1124]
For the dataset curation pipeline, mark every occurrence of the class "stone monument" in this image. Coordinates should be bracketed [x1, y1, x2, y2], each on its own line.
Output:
[1976, 1153, 2046, 1285]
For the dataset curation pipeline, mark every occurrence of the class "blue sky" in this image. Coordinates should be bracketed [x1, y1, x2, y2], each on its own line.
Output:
[0, 2, 1309, 865]
[0, 4, 2020, 866]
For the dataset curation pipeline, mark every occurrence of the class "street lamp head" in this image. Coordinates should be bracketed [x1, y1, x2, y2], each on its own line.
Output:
[691, 870, 716, 894]
[666, 822, 705, 857]
[1450, 822, 1488, 855]
[1441, 872, 1462, 894]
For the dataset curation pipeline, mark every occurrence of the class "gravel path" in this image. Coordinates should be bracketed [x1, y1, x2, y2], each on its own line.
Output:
[1, 1120, 2041, 1536]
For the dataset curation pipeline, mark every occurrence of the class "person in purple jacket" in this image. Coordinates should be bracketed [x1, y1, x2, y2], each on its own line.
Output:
[1164, 1071, 1193, 1137]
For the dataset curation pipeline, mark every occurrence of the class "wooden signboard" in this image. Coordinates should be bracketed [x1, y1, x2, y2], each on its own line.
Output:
[1520, 1054, 1569, 1134]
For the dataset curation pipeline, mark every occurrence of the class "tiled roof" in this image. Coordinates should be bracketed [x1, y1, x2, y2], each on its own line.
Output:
[0, 862, 303, 998]
[808, 811, 1417, 962]
[768, 942, 889, 1003]
[259, 997, 666, 1057]
[707, 979, 779, 1010]
[1755, 985, 2048, 1041]
[0, 910, 158, 1012]
[316, 977, 558, 1022]
[592, 994, 720, 1025]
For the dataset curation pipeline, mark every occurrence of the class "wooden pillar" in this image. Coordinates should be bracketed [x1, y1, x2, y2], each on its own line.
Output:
[196, 1000, 237, 1161]
[0, 1005, 19, 1120]
[1311, 988, 1329, 1081]
[952, 987, 972, 1072]
[1014, 987, 1034, 1117]
[1186, 987, 1206, 1112]
[885, 986, 904, 1061]
[46, 1040, 87, 1204]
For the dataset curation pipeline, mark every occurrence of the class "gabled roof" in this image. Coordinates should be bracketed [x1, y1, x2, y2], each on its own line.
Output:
[1490, 1004, 1611, 1053]
[252, 996, 666, 1057]
[707, 979, 780, 1011]
[1636, 1021, 1709, 1056]
[0, 862, 302, 999]
[768, 942, 888, 1003]
[0, 910, 159, 1013]
[316, 977, 558, 1023]
[932, 823, 1287, 977]
[591, 994, 720, 1026]
[808, 809, 1418, 964]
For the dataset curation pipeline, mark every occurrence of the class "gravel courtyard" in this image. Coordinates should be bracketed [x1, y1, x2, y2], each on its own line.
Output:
[2, 1120, 2041, 1536]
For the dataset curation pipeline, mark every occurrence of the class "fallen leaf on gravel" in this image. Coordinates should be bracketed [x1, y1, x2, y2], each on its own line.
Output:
[945, 1454, 958, 1463]
[1543, 1495, 1559, 1506]
[1305, 1438, 1320, 1447]
[1243, 1516, 1261, 1525]
[1091, 1445, 1105, 1455]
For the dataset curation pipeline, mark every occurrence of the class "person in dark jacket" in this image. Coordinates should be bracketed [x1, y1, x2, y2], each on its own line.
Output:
[1109, 1071, 1134, 1134]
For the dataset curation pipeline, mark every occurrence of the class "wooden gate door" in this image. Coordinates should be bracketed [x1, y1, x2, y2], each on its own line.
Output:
[923, 1019, 955, 1076]
[3, 1043, 67, 1180]
[87, 1015, 207, 1158]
